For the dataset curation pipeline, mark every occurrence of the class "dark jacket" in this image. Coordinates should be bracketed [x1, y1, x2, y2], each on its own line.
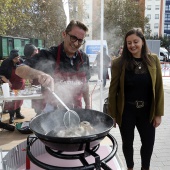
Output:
[108, 54, 164, 126]
[24, 43, 91, 80]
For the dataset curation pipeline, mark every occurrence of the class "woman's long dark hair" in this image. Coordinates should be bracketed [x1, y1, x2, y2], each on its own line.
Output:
[120, 27, 151, 70]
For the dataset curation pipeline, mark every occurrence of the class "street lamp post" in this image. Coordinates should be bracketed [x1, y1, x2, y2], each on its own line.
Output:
[100, 0, 104, 111]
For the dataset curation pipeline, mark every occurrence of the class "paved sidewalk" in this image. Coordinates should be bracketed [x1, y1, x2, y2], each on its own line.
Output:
[89, 75, 170, 170]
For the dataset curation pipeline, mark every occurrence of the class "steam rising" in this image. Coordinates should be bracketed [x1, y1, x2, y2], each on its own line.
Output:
[33, 53, 86, 109]
[53, 77, 84, 108]
[48, 121, 96, 137]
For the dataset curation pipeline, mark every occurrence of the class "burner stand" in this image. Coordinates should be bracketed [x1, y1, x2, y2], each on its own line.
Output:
[27, 134, 118, 170]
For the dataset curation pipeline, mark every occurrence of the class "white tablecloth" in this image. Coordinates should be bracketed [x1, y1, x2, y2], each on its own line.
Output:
[0, 93, 43, 101]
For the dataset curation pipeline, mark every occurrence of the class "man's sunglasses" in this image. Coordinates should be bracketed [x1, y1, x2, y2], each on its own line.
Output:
[67, 33, 85, 45]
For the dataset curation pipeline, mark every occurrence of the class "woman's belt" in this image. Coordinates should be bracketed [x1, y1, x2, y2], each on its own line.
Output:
[126, 100, 147, 108]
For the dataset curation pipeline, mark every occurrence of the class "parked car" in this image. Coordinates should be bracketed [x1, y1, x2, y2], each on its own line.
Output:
[159, 47, 169, 61]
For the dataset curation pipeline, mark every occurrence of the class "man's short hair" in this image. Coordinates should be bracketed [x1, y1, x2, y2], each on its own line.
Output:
[24, 44, 37, 58]
[65, 20, 88, 33]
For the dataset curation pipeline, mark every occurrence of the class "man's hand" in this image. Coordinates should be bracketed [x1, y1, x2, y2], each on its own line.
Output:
[37, 74, 54, 91]
[16, 65, 54, 91]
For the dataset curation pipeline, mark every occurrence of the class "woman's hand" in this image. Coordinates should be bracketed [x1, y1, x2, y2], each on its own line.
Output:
[113, 118, 116, 128]
[153, 116, 162, 128]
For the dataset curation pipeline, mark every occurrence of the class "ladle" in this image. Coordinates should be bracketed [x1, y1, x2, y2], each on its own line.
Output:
[46, 87, 80, 128]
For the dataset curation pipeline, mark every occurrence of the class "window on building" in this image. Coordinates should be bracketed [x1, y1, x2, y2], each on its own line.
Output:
[21, 40, 25, 47]
[168, 25, 170, 30]
[155, 5, 159, 10]
[147, 5, 151, 10]
[166, 5, 170, 10]
[165, 14, 170, 21]
[154, 23, 159, 29]
[146, 14, 151, 20]
[8, 40, 13, 47]
[155, 14, 159, 19]
[164, 24, 170, 30]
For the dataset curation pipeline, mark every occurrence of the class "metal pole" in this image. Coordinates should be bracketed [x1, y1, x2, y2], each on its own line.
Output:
[100, 0, 104, 111]
[73, 0, 77, 19]
[62, 0, 70, 25]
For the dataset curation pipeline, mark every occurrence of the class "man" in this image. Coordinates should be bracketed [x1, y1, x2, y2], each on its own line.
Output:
[23, 43, 44, 115]
[16, 20, 91, 111]
[117, 46, 123, 57]
[24, 43, 38, 58]
[93, 47, 111, 87]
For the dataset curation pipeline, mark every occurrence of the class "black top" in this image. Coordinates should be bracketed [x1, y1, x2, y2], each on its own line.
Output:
[124, 58, 152, 103]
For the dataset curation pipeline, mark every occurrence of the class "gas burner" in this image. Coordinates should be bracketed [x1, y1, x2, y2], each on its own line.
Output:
[26, 134, 118, 170]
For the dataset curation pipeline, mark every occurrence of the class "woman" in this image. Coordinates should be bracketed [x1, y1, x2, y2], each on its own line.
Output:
[108, 28, 164, 170]
[0, 49, 25, 124]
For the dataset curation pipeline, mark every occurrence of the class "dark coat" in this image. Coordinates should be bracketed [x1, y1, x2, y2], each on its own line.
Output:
[108, 54, 164, 126]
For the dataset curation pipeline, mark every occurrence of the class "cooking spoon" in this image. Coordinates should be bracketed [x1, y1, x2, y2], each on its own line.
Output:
[46, 87, 80, 128]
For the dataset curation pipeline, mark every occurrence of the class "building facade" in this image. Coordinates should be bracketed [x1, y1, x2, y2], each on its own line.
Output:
[145, 0, 165, 37]
[83, 0, 93, 40]
[164, 0, 170, 36]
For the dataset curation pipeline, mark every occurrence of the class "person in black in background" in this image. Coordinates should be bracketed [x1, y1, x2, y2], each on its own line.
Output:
[16, 20, 91, 110]
[0, 49, 25, 124]
[93, 47, 111, 87]
[117, 46, 123, 57]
